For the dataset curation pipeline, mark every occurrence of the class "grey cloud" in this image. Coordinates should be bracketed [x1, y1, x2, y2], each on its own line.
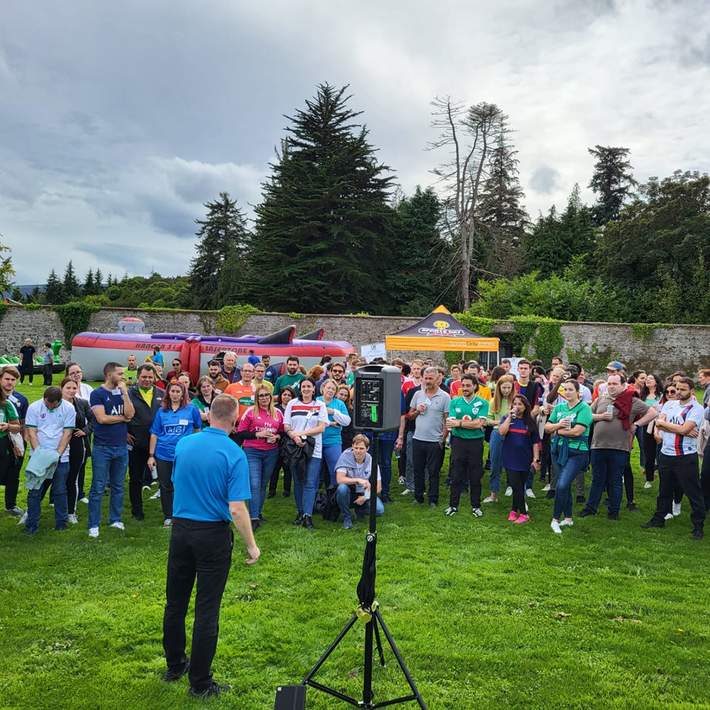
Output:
[530, 166, 561, 195]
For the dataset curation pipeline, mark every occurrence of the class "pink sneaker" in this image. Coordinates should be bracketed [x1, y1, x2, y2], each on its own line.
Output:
[507, 511, 519, 522]
[514, 514, 530, 525]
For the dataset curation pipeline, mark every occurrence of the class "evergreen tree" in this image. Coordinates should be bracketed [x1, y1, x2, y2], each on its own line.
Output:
[94, 268, 104, 290]
[250, 83, 395, 313]
[44, 269, 65, 304]
[588, 145, 637, 225]
[10, 286, 22, 302]
[389, 187, 451, 314]
[83, 269, 95, 296]
[477, 119, 528, 277]
[188, 192, 251, 310]
[63, 260, 81, 300]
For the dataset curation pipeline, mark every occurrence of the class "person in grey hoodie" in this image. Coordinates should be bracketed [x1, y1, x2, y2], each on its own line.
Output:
[334, 434, 384, 529]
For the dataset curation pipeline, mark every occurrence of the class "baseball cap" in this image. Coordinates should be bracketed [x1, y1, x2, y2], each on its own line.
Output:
[605, 361, 625, 371]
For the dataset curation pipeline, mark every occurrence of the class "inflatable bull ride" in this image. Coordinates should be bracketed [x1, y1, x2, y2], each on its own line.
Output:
[71, 317, 355, 382]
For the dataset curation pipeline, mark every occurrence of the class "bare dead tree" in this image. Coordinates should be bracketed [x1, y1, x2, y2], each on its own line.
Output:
[429, 97, 503, 309]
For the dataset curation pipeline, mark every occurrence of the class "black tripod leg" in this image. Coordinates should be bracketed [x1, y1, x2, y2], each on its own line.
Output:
[302, 613, 359, 684]
[363, 618, 374, 706]
[374, 610, 427, 709]
[373, 614, 386, 667]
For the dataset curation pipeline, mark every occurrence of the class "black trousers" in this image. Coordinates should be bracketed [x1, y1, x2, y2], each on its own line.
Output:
[268, 457, 291, 495]
[448, 437, 484, 508]
[19, 364, 33, 384]
[643, 431, 658, 482]
[156, 458, 175, 519]
[701, 441, 710, 512]
[163, 519, 233, 692]
[652, 453, 705, 528]
[413, 439, 443, 504]
[42, 363, 53, 386]
[128, 444, 150, 516]
[508, 469, 528, 514]
[0, 440, 21, 509]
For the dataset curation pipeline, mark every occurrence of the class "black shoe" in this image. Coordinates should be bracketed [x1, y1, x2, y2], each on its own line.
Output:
[692, 528, 704, 540]
[132, 512, 145, 521]
[414, 497, 425, 504]
[163, 659, 190, 682]
[267, 491, 276, 499]
[578, 509, 595, 518]
[641, 518, 665, 529]
[382, 494, 392, 503]
[283, 490, 291, 497]
[250, 519, 260, 531]
[259, 514, 266, 522]
[302, 515, 314, 530]
[575, 495, 585, 503]
[626, 502, 639, 512]
[607, 512, 620, 520]
[189, 681, 230, 699]
[293, 513, 303, 526]
[545, 490, 555, 499]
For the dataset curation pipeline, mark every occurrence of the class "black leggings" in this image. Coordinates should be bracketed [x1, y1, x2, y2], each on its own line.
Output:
[268, 456, 292, 495]
[507, 469, 528, 514]
[156, 458, 175, 519]
[643, 431, 658, 482]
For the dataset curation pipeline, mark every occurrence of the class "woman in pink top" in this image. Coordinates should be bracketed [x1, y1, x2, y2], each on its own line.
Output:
[237, 386, 284, 530]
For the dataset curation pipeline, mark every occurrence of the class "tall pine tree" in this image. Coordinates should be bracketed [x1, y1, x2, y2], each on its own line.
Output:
[83, 269, 95, 296]
[250, 83, 395, 313]
[44, 269, 64, 304]
[477, 118, 528, 277]
[63, 261, 81, 300]
[188, 192, 251, 309]
[588, 145, 637, 225]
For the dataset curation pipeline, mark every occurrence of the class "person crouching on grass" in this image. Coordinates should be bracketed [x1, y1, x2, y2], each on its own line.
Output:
[162, 394, 259, 699]
[498, 395, 541, 525]
[334, 434, 384, 529]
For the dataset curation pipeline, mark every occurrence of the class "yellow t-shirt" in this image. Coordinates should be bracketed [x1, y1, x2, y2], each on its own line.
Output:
[138, 387, 153, 407]
[477, 385, 492, 401]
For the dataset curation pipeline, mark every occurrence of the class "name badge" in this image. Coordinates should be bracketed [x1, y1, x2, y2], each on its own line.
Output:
[178, 419, 189, 426]
[111, 388, 121, 395]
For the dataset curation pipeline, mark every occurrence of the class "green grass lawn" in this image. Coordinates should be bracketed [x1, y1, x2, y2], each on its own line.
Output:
[1, 377, 709, 709]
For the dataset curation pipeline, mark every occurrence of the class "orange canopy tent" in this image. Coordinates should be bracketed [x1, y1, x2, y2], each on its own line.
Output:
[385, 305, 499, 353]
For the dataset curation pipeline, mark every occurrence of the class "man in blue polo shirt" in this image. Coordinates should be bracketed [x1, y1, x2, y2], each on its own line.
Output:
[162, 394, 259, 700]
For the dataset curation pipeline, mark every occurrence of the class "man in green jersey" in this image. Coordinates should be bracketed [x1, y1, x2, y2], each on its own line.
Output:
[273, 356, 306, 397]
[444, 375, 489, 517]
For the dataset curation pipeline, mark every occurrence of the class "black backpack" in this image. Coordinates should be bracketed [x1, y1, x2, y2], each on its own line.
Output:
[315, 486, 341, 522]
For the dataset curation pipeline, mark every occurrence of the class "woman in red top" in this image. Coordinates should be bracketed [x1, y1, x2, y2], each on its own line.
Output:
[237, 386, 284, 530]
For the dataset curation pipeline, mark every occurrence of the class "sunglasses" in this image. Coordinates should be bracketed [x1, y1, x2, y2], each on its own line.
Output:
[667, 389, 676, 394]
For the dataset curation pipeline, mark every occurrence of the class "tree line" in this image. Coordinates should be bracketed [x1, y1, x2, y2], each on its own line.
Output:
[27, 82, 710, 324]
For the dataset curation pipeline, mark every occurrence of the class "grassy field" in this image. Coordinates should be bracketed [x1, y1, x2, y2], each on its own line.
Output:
[1, 377, 709, 709]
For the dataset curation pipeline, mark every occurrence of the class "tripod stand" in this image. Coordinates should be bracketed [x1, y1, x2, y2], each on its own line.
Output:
[301, 436, 426, 709]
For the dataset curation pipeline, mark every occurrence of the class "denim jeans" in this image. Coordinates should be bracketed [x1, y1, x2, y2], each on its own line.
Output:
[293, 455, 322, 517]
[26, 461, 70, 532]
[88, 444, 128, 528]
[553, 450, 590, 520]
[488, 429, 504, 493]
[587, 449, 628, 515]
[336, 483, 384, 523]
[377, 437, 395, 497]
[635, 427, 646, 469]
[405, 432, 415, 491]
[322, 444, 343, 487]
[245, 447, 279, 519]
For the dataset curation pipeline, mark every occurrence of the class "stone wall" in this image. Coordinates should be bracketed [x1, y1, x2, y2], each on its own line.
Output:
[1, 305, 709, 375]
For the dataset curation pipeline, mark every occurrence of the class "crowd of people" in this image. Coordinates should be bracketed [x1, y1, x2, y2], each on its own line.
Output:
[1, 350, 709, 540]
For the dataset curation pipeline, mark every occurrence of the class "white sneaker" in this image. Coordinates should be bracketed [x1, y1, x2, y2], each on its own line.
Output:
[163, 518, 172, 527]
[643, 481, 653, 489]
[559, 518, 574, 527]
[110, 521, 125, 530]
[672, 502, 681, 517]
[471, 507, 484, 517]
[444, 507, 458, 517]
[550, 520, 562, 534]
[80, 497, 89, 504]
[67, 514, 79, 525]
[525, 488, 536, 499]
[664, 513, 674, 521]
[401, 488, 412, 496]
[504, 486, 513, 497]
[543, 484, 551, 492]
[482, 495, 497, 504]
[150, 490, 161, 500]
[142, 485, 151, 493]
[398, 476, 405, 486]
[88, 527, 99, 538]
[17, 511, 28, 526]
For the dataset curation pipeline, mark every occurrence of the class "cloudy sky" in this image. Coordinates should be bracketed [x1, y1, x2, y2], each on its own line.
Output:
[2, 0, 709, 284]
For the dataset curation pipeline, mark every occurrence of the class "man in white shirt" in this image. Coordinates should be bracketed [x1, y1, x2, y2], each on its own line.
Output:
[24, 386, 76, 533]
[642, 376, 705, 539]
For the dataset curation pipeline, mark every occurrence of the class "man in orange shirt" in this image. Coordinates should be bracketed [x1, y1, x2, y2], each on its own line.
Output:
[224, 363, 256, 421]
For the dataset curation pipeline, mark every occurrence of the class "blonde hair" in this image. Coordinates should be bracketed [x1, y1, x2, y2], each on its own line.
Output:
[320, 378, 338, 397]
[252, 385, 276, 418]
[352, 434, 370, 449]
